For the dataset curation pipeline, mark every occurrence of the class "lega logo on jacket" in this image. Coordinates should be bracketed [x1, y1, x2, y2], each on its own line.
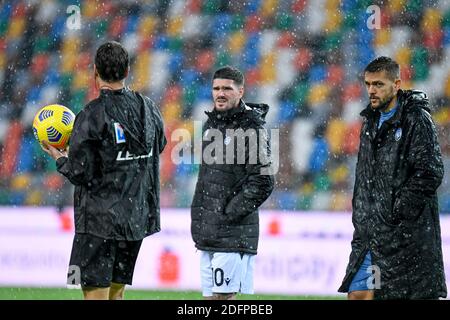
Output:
[116, 149, 153, 161]
[114, 123, 126, 144]
[395, 128, 402, 141]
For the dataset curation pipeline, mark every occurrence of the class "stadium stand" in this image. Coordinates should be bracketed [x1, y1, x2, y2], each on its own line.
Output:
[1, 0, 450, 212]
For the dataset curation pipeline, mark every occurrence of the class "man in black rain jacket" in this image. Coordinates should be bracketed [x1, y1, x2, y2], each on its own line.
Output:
[338, 56, 446, 300]
[191, 66, 274, 300]
[43, 41, 166, 299]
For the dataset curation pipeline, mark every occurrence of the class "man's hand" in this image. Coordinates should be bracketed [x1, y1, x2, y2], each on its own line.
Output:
[41, 140, 69, 160]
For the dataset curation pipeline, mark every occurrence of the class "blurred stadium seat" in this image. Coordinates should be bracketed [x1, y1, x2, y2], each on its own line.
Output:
[1, 0, 450, 212]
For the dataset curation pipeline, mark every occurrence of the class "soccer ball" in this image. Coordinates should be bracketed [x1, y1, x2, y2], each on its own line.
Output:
[32, 104, 76, 149]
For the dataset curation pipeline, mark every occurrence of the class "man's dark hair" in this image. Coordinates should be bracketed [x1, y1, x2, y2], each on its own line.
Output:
[95, 41, 129, 82]
[364, 56, 400, 81]
[213, 66, 244, 86]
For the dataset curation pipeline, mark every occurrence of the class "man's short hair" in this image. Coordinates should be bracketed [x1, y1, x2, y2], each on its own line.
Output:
[213, 66, 244, 86]
[95, 41, 129, 82]
[364, 56, 400, 81]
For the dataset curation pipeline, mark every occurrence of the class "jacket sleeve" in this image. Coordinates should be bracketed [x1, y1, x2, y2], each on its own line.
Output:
[338, 149, 367, 293]
[147, 97, 167, 154]
[224, 125, 275, 220]
[56, 109, 101, 186]
[350, 157, 366, 255]
[394, 110, 444, 220]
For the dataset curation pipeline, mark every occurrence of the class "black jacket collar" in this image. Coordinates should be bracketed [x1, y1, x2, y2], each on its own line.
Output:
[100, 87, 128, 96]
[205, 100, 246, 123]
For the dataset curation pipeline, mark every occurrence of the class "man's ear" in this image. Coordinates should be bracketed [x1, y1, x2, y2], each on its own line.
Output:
[394, 78, 401, 91]
[239, 85, 244, 99]
[124, 66, 130, 78]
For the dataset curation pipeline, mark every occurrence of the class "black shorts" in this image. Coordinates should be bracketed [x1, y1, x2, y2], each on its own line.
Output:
[67, 233, 143, 288]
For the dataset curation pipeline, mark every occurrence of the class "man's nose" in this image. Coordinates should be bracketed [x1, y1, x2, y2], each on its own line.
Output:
[368, 85, 376, 94]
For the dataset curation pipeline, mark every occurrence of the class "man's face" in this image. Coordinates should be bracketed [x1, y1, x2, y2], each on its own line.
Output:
[212, 78, 244, 111]
[364, 71, 401, 109]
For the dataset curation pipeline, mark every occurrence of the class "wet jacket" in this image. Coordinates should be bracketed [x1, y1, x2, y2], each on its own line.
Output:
[338, 89, 446, 299]
[57, 88, 166, 241]
[191, 101, 275, 254]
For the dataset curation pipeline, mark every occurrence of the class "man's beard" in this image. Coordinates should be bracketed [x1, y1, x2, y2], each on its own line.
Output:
[371, 89, 395, 112]
[377, 95, 395, 112]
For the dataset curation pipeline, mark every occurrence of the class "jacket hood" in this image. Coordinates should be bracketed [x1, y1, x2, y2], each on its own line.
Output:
[103, 88, 154, 155]
[398, 89, 430, 113]
[245, 102, 270, 121]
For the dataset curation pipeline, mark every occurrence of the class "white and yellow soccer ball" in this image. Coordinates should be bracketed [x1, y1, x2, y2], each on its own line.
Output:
[32, 104, 76, 149]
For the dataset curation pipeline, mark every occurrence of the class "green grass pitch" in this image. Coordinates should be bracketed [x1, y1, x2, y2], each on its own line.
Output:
[0, 287, 343, 300]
